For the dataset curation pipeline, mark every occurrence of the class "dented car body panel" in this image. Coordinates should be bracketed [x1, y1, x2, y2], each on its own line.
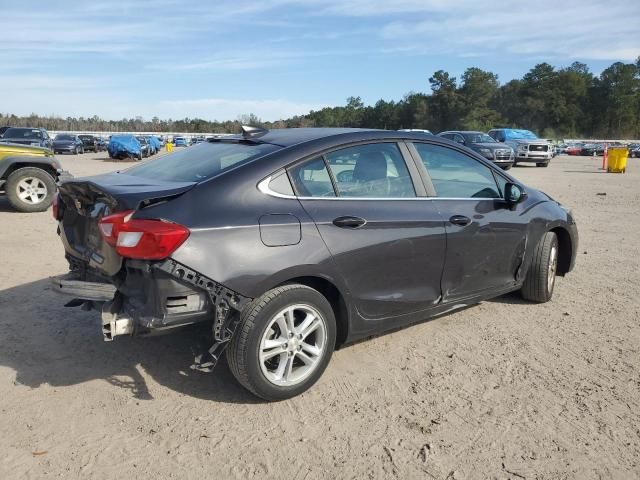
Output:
[54, 128, 578, 350]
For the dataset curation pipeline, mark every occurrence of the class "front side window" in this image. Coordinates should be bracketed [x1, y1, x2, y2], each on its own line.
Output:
[413, 143, 501, 199]
[324, 143, 415, 198]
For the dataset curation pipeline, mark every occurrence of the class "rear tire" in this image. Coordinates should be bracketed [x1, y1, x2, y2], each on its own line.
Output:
[521, 232, 558, 303]
[502, 165, 512, 170]
[5, 167, 56, 213]
[227, 284, 336, 401]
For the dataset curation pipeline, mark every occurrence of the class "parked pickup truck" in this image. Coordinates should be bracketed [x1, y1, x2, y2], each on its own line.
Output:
[487, 129, 552, 167]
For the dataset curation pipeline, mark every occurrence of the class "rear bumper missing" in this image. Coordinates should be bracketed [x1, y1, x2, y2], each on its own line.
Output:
[51, 273, 116, 301]
[51, 258, 251, 343]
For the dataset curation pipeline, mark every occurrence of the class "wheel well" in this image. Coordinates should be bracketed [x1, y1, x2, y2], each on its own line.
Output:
[550, 227, 572, 275]
[279, 276, 349, 348]
[3, 162, 57, 181]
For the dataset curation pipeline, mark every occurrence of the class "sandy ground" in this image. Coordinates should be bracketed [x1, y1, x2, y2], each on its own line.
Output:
[0, 151, 639, 479]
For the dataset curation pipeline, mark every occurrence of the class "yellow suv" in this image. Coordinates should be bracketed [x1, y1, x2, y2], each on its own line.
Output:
[0, 142, 64, 212]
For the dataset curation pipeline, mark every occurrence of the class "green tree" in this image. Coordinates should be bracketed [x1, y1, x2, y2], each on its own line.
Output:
[458, 67, 502, 130]
[428, 70, 459, 131]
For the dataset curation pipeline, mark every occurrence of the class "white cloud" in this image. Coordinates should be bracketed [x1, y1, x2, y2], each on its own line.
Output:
[378, 1, 640, 61]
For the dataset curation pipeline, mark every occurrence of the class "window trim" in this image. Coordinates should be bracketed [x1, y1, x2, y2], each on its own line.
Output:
[258, 139, 514, 202]
[274, 140, 426, 200]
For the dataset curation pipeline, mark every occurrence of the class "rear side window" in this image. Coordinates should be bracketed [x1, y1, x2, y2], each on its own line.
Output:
[413, 143, 501, 199]
[325, 143, 415, 198]
[289, 157, 336, 197]
[125, 141, 280, 182]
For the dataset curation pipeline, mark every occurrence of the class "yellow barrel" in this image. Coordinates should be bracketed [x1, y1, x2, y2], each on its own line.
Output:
[607, 148, 628, 173]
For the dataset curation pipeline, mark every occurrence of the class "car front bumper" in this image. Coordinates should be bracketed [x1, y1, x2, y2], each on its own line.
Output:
[515, 152, 552, 162]
[54, 145, 78, 153]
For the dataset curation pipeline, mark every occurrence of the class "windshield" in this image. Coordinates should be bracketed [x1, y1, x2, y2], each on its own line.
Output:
[4, 128, 42, 139]
[56, 134, 75, 141]
[466, 133, 496, 143]
[125, 141, 280, 182]
[78, 135, 93, 139]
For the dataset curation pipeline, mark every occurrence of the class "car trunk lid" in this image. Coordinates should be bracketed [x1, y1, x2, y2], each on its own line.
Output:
[57, 172, 196, 276]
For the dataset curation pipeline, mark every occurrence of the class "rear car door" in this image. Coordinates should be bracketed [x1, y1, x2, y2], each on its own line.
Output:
[409, 142, 528, 302]
[288, 142, 446, 322]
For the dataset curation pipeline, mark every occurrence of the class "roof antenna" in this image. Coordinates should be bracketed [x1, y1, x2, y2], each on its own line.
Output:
[241, 125, 268, 139]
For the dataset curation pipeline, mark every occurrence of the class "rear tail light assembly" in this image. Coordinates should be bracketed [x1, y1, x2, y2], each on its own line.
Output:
[98, 210, 189, 260]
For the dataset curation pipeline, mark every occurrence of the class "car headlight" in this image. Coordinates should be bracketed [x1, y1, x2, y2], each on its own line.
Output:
[517, 144, 527, 152]
[479, 148, 493, 158]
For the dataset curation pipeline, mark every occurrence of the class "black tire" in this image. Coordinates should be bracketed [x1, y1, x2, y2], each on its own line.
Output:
[521, 232, 558, 303]
[227, 284, 337, 401]
[536, 162, 549, 167]
[501, 165, 512, 171]
[74, 147, 79, 155]
[5, 167, 56, 213]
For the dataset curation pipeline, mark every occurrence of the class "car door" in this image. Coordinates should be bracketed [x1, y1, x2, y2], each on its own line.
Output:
[288, 141, 446, 323]
[409, 141, 528, 302]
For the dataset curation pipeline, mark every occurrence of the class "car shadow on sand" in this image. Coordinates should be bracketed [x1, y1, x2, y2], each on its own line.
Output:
[0, 278, 262, 404]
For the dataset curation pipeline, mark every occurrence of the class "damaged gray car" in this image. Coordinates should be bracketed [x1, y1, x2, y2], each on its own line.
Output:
[52, 126, 578, 400]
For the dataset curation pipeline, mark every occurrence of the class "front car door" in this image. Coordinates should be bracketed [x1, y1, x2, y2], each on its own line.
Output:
[288, 141, 446, 331]
[408, 141, 528, 302]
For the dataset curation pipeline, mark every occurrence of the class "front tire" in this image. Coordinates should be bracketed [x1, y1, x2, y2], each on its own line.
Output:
[228, 284, 336, 401]
[521, 232, 558, 303]
[5, 167, 56, 213]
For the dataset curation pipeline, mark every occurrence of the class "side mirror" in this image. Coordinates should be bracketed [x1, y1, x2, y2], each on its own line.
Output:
[505, 182, 527, 206]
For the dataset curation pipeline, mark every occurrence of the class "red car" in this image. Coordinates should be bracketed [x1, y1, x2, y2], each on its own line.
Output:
[565, 145, 583, 155]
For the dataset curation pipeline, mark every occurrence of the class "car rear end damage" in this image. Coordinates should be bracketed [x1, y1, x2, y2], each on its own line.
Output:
[53, 174, 251, 351]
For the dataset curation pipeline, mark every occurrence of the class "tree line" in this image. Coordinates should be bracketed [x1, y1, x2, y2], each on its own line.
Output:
[2, 60, 639, 139]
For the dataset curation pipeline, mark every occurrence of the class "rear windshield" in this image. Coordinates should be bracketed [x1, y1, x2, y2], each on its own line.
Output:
[125, 141, 280, 182]
[56, 134, 75, 140]
[4, 128, 42, 139]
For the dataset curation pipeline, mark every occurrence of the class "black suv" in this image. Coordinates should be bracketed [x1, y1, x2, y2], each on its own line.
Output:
[78, 134, 99, 153]
[52, 127, 577, 400]
[0, 127, 53, 149]
[438, 131, 514, 169]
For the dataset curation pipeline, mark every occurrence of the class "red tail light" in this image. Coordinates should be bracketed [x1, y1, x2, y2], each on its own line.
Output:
[99, 210, 134, 246]
[98, 211, 189, 260]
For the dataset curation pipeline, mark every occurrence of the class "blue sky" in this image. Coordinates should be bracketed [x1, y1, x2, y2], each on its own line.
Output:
[2, 0, 639, 121]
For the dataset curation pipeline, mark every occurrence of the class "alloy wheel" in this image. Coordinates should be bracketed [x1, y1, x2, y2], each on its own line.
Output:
[548, 245, 557, 292]
[259, 304, 327, 387]
[16, 177, 48, 205]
